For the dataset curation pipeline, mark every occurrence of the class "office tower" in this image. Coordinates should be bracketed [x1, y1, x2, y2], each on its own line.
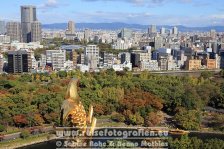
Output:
[210, 29, 216, 39]
[148, 25, 157, 34]
[66, 21, 75, 34]
[120, 28, 132, 39]
[31, 21, 41, 42]
[160, 27, 165, 34]
[21, 5, 37, 43]
[8, 50, 28, 73]
[172, 26, 178, 35]
[154, 36, 163, 50]
[84, 29, 90, 42]
[0, 21, 5, 34]
[6, 22, 21, 42]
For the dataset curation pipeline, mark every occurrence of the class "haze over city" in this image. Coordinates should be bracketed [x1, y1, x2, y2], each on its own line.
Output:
[0, 0, 224, 26]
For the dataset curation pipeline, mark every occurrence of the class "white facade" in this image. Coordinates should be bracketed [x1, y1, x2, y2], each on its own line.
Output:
[160, 27, 165, 34]
[140, 60, 159, 71]
[64, 60, 74, 70]
[112, 38, 132, 50]
[46, 49, 66, 70]
[77, 64, 89, 72]
[0, 35, 10, 43]
[172, 27, 178, 35]
[112, 62, 132, 71]
[40, 54, 46, 68]
[84, 45, 99, 65]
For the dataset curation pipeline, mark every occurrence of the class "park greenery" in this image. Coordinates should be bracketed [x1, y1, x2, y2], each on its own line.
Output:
[168, 135, 224, 149]
[0, 70, 224, 134]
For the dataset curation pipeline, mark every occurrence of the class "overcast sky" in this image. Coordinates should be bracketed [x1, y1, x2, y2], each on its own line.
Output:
[0, 0, 224, 26]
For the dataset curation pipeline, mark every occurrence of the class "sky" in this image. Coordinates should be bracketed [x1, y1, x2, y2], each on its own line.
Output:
[0, 0, 224, 27]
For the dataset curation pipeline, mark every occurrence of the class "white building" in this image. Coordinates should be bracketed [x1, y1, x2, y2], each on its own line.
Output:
[172, 27, 178, 35]
[112, 38, 132, 50]
[84, 45, 99, 65]
[40, 54, 46, 68]
[112, 62, 132, 71]
[77, 64, 89, 72]
[0, 35, 10, 43]
[46, 49, 66, 70]
[64, 60, 74, 70]
[160, 27, 166, 34]
[140, 60, 159, 71]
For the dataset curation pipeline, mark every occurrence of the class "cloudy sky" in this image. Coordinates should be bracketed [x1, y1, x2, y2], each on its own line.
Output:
[0, 0, 224, 26]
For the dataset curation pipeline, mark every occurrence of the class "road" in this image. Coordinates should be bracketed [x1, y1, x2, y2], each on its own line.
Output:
[0, 126, 54, 142]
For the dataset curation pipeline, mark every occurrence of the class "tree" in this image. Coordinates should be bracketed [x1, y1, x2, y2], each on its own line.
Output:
[111, 112, 125, 122]
[144, 112, 161, 127]
[174, 109, 201, 130]
[200, 71, 212, 79]
[0, 124, 5, 132]
[168, 135, 192, 149]
[58, 71, 67, 78]
[20, 130, 30, 139]
[33, 114, 44, 126]
[13, 115, 28, 127]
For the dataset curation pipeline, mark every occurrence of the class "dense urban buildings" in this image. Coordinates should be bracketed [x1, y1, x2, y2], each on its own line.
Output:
[0, 5, 223, 74]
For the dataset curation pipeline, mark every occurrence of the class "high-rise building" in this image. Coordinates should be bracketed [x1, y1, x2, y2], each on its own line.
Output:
[66, 21, 75, 34]
[21, 5, 37, 43]
[172, 26, 178, 35]
[160, 27, 165, 34]
[6, 22, 21, 42]
[84, 29, 90, 42]
[31, 21, 41, 42]
[148, 25, 157, 34]
[154, 36, 163, 50]
[0, 21, 6, 35]
[120, 28, 132, 39]
[210, 29, 216, 39]
[8, 50, 29, 73]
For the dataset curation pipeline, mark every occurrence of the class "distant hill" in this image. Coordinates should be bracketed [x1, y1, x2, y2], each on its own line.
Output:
[42, 22, 224, 32]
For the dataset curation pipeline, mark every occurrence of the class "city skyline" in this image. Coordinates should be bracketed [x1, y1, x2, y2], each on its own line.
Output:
[0, 0, 224, 27]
